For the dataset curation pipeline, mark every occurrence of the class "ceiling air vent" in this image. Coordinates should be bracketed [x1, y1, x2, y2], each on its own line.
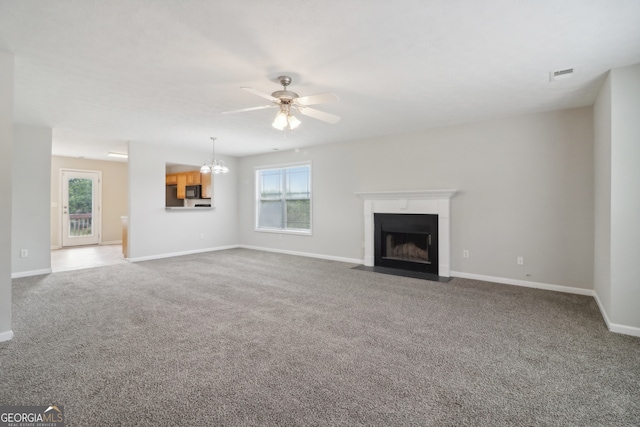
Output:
[549, 68, 574, 82]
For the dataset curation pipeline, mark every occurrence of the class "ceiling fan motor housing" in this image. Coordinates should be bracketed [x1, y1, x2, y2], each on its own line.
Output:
[272, 76, 298, 102]
[278, 75, 292, 86]
[271, 90, 299, 102]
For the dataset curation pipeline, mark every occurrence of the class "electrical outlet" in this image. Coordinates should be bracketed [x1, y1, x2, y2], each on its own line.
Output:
[20, 249, 28, 258]
[463, 250, 469, 259]
[517, 256, 524, 266]
[200, 233, 205, 240]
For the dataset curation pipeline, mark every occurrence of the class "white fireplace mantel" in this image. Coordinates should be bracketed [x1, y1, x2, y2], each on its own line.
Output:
[355, 190, 457, 277]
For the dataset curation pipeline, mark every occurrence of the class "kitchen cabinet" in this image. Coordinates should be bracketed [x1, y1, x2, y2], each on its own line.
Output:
[192, 171, 202, 185]
[166, 170, 208, 200]
[201, 172, 212, 198]
[166, 174, 177, 185]
[176, 173, 187, 199]
[185, 171, 201, 185]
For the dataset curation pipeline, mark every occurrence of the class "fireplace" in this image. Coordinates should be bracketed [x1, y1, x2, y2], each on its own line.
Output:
[375, 213, 438, 274]
[356, 190, 456, 277]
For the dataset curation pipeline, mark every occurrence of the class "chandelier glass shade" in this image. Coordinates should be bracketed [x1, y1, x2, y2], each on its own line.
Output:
[201, 137, 229, 174]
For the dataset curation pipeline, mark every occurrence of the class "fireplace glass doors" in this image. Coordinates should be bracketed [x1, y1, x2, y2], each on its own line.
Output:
[374, 213, 438, 275]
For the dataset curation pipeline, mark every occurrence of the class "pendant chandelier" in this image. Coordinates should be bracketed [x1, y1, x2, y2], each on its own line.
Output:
[200, 137, 229, 174]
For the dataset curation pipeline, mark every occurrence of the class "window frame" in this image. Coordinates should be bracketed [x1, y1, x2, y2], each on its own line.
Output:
[254, 161, 312, 235]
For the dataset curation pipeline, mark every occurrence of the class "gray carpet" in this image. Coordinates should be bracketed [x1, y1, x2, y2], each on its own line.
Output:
[1, 248, 639, 426]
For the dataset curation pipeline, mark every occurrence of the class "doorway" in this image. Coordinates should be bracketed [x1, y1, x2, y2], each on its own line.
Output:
[61, 170, 102, 247]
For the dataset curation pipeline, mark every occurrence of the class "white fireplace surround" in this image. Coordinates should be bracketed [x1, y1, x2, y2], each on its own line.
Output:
[355, 190, 457, 277]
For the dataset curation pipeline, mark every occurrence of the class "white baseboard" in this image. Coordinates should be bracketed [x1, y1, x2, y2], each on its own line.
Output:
[12, 268, 53, 279]
[51, 242, 121, 249]
[592, 291, 611, 329]
[128, 245, 241, 263]
[450, 270, 595, 296]
[0, 330, 14, 342]
[593, 291, 640, 338]
[607, 322, 640, 337]
[129, 244, 361, 265]
[239, 245, 363, 265]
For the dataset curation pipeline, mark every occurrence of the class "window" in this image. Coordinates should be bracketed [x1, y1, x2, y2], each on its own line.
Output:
[256, 164, 311, 233]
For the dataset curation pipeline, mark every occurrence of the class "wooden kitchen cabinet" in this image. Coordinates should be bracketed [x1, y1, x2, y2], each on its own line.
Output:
[185, 171, 201, 185]
[192, 171, 202, 185]
[167, 170, 206, 200]
[166, 174, 177, 185]
[176, 173, 187, 199]
[201, 172, 212, 198]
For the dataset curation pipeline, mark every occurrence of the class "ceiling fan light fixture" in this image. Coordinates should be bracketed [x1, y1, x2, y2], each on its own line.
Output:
[225, 75, 340, 129]
[273, 111, 288, 130]
[288, 114, 301, 130]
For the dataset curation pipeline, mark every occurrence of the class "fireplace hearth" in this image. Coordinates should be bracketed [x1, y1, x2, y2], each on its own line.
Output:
[375, 213, 438, 274]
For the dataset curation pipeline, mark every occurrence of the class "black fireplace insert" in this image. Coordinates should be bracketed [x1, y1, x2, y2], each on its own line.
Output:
[374, 213, 438, 275]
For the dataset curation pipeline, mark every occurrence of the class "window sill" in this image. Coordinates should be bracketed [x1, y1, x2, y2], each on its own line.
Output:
[255, 228, 312, 236]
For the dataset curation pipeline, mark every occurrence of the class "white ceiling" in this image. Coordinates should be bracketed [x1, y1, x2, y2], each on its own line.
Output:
[1, 0, 639, 161]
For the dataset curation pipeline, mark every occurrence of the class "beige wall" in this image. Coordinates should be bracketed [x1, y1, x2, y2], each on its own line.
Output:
[238, 107, 594, 290]
[51, 156, 128, 247]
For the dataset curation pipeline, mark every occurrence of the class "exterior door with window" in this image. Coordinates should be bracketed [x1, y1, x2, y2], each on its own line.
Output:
[62, 170, 101, 247]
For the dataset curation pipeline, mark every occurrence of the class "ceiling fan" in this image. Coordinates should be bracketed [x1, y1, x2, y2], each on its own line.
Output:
[222, 76, 340, 130]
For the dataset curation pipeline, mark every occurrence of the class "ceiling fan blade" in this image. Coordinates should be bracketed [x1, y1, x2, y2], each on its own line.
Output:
[241, 87, 280, 103]
[222, 105, 277, 114]
[295, 92, 339, 106]
[297, 107, 341, 124]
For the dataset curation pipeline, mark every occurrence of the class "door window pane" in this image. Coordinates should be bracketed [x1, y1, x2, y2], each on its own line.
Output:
[68, 178, 93, 237]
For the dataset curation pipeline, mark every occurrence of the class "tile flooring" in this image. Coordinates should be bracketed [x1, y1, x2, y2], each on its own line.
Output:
[50, 244, 128, 272]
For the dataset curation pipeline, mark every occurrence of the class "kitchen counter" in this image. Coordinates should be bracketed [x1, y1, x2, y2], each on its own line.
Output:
[165, 207, 215, 210]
